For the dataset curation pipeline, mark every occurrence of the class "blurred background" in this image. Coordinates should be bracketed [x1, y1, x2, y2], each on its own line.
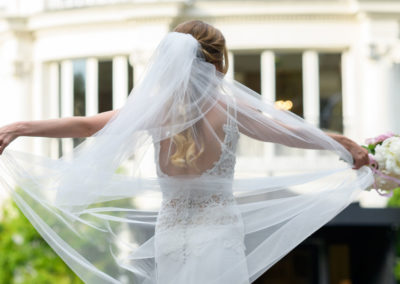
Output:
[0, 0, 400, 283]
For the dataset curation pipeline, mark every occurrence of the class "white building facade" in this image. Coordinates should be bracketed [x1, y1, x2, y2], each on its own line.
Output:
[0, 0, 399, 177]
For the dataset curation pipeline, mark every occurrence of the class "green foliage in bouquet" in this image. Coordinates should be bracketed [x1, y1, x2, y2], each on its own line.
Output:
[0, 199, 83, 284]
[362, 143, 378, 155]
[387, 187, 400, 208]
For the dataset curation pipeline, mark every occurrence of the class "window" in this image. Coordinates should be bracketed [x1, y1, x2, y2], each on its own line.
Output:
[53, 56, 133, 157]
[319, 53, 343, 133]
[275, 53, 303, 117]
[98, 60, 113, 112]
[234, 53, 264, 157]
[73, 60, 86, 117]
[73, 59, 86, 147]
[275, 53, 304, 156]
[234, 54, 261, 93]
[128, 61, 134, 95]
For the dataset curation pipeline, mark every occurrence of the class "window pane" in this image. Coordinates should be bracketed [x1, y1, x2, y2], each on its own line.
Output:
[275, 53, 303, 117]
[234, 53, 263, 157]
[73, 60, 86, 116]
[128, 60, 134, 95]
[98, 60, 113, 112]
[234, 54, 261, 93]
[73, 59, 86, 147]
[319, 53, 343, 133]
[275, 53, 304, 156]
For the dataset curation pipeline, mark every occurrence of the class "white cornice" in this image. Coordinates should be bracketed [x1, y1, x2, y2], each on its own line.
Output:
[193, 1, 360, 17]
[0, 1, 395, 33]
[0, 1, 397, 44]
[1, 1, 400, 19]
[26, 2, 362, 33]
[27, 2, 181, 31]
[358, 0, 400, 13]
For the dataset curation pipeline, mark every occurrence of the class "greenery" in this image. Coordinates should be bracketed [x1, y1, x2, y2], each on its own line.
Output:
[387, 187, 400, 208]
[387, 187, 400, 283]
[0, 166, 137, 283]
[0, 199, 83, 284]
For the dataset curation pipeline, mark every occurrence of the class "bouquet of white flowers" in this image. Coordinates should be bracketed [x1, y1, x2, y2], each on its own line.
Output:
[364, 132, 400, 196]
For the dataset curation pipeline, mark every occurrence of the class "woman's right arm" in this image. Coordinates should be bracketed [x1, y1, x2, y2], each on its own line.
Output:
[0, 109, 118, 155]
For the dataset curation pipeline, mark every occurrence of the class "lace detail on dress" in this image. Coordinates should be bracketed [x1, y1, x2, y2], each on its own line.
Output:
[156, 191, 240, 232]
[155, 191, 245, 266]
[155, 189, 245, 263]
[202, 123, 239, 178]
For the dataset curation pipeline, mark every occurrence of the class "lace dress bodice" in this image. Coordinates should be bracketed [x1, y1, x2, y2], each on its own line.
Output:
[153, 104, 241, 226]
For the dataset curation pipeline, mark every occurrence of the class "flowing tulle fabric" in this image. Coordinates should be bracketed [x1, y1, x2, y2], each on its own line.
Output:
[0, 32, 373, 284]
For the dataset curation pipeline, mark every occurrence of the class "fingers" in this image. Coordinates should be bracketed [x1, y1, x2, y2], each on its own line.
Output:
[0, 143, 4, 155]
[0, 125, 17, 155]
[352, 147, 369, 169]
[0, 137, 10, 155]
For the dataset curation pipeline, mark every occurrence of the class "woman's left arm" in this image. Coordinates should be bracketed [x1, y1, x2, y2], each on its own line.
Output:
[234, 100, 369, 169]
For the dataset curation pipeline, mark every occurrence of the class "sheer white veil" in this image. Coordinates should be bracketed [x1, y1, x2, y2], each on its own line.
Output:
[0, 32, 373, 283]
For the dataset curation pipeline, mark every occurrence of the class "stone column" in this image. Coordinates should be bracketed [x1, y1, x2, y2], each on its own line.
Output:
[60, 60, 73, 155]
[0, 18, 32, 152]
[303, 51, 319, 160]
[48, 62, 60, 158]
[302, 51, 320, 127]
[85, 58, 98, 116]
[261, 51, 275, 103]
[261, 50, 276, 161]
[226, 51, 234, 80]
[360, 56, 391, 138]
[31, 61, 46, 155]
[112, 56, 128, 109]
[130, 50, 151, 85]
[341, 50, 357, 139]
[388, 62, 400, 133]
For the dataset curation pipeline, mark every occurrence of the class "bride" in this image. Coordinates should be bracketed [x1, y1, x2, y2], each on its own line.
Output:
[0, 20, 372, 283]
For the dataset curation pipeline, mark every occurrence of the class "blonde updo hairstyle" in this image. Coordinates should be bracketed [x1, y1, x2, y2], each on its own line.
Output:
[170, 20, 229, 169]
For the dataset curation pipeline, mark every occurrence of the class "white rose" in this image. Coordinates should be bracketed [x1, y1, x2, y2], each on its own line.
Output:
[374, 137, 400, 174]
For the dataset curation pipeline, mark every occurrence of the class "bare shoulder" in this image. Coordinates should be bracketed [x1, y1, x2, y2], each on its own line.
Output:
[204, 100, 230, 127]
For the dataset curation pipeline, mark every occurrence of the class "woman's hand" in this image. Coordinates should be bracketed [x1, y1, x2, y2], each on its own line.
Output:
[327, 133, 369, 169]
[0, 122, 21, 155]
[345, 141, 370, 169]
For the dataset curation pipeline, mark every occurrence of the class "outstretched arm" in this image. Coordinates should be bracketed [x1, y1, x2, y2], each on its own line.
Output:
[0, 109, 118, 155]
[325, 132, 369, 169]
[236, 102, 368, 169]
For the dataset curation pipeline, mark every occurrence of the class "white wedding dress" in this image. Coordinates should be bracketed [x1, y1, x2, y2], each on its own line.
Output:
[0, 32, 374, 284]
[153, 104, 250, 284]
